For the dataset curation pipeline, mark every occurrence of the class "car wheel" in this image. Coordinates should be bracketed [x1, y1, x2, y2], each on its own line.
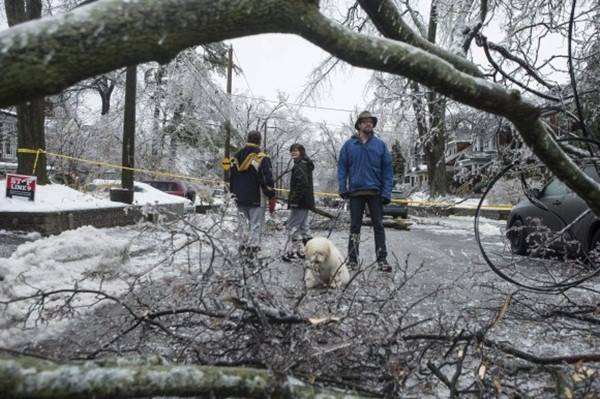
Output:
[587, 229, 600, 265]
[186, 190, 196, 203]
[508, 218, 528, 255]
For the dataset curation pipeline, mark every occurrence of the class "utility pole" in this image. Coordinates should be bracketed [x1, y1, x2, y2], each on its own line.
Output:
[122, 65, 136, 191]
[224, 45, 233, 183]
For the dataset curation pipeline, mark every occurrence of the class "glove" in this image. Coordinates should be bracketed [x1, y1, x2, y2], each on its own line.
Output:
[268, 196, 277, 214]
[339, 193, 350, 199]
[381, 197, 391, 205]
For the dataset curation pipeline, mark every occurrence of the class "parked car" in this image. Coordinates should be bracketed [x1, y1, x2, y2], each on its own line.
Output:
[506, 163, 600, 257]
[142, 180, 196, 203]
[366, 190, 409, 219]
[211, 188, 226, 205]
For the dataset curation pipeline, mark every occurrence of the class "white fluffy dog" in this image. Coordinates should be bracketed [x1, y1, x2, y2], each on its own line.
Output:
[304, 237, 350, 289]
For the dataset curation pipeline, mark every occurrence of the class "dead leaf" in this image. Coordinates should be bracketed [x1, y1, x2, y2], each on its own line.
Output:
[585, 368, 596, 378]
[491, 293, 513, 328]
[493, 377, 501, 392]
[478, 364, 487, 380]
[308, 317, 341, 325]
[564, 387, 574, 399]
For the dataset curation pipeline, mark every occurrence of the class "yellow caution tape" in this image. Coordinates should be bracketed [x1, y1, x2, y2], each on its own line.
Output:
[18, 148, 220, 185]
[18, 148, 513, 209]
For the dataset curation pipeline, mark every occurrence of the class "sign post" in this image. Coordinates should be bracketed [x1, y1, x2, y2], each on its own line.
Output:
[6, 173, 37, 201]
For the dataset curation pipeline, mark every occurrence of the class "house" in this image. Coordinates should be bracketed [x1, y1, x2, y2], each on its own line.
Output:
[0, 109, 17, 163]
[404, 116, 513, 192]
[404, 141, 427, 188]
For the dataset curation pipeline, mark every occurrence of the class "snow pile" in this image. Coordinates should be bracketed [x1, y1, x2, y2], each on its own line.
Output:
[0, 226, 131, 344]
[88, 180, 192, 206]
[0, 181, 125, 212]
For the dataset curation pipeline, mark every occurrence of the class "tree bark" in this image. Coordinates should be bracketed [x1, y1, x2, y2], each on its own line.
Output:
[424, 93, 449, 197]
[0, 355, 370, 399]
[5, 0, 48, 183]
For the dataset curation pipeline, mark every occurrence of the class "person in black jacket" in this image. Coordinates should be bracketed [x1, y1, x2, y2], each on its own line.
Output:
[230, 131, 276, 256]
[282, 143, 315, 262]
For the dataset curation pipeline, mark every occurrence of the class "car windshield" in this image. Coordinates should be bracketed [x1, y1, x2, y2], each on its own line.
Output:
[542, 178, 570, 197]
[147, 181, 180, 192]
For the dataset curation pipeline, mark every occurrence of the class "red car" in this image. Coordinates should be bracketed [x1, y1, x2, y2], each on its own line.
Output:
[142, 180, 196, 203]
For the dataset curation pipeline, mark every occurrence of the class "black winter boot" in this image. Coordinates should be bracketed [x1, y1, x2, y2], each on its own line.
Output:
[282, 251, 299, 262]
[302, 237, 313, 246]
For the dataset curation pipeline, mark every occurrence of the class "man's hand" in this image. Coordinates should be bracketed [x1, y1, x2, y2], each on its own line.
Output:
[268, 196, 277, 214]
[339, 192, 350, 199]
[381, 197, 391, 205]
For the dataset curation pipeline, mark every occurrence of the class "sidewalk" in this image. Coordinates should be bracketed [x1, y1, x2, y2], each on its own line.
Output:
[409, 203, 511, 221]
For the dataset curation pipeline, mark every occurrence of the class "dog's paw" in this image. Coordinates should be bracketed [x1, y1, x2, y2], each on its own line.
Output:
[304, 270, 318, 289]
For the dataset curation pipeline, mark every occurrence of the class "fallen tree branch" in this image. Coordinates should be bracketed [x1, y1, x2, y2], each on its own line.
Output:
[0, 355, 374, 398]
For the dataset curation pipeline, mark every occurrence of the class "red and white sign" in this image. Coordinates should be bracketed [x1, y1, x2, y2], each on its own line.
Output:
[6, 173, 37, 201]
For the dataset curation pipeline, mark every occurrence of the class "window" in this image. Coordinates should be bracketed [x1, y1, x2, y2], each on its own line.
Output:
[543, 178, 571, 197]
[477, 137, 484, 151]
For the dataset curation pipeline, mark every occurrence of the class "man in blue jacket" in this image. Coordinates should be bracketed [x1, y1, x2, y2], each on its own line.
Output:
[338, 111, 393, 271]
[230, 131, 277, 257]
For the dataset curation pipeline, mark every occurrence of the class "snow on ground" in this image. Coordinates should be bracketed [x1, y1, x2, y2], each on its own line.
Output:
[0, 192, 506, 348]
[0, 180, 192, 212]
[0, 180, 508, 349]
[0, 226, 130, 345]
[411, 214, 504, 237]
[0, 181, 200, 346]
[0, 219, 219, 347]
[0, 181, 125, 212]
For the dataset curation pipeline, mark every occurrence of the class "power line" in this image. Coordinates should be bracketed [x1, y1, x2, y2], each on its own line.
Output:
[232, 48, 256, 99]
[181, 56, 247, 138]
[232, 93, 356, 113]
[181, 51, 395, 132]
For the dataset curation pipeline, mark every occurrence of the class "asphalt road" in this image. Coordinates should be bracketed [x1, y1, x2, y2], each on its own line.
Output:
[0, 213, 507, 272]
[0, 232, 38, 258]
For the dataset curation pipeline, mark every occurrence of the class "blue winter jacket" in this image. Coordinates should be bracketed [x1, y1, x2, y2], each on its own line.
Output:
[338, 133, 393, 200]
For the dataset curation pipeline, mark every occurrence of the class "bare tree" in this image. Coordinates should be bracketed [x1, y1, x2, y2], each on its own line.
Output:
[0, 0, 598, 214]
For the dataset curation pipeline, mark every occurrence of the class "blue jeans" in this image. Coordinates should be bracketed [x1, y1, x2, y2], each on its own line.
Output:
[348, 195, 387, 262]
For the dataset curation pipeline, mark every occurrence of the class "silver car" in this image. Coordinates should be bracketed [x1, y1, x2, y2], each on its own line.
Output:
[365, 190, 409, 219]
[506, 163, 600, 257]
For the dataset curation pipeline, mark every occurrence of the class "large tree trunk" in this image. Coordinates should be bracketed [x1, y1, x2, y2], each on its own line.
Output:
[422, 2, 448, 197]
[424, 93, 448, 197]
[0, 355, 369, 399]
[5, 0, 48, 184]
[410, 81, 448, 196]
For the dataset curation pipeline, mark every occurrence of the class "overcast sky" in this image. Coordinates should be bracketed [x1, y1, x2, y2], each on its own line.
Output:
[227, 34, 374, 130]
